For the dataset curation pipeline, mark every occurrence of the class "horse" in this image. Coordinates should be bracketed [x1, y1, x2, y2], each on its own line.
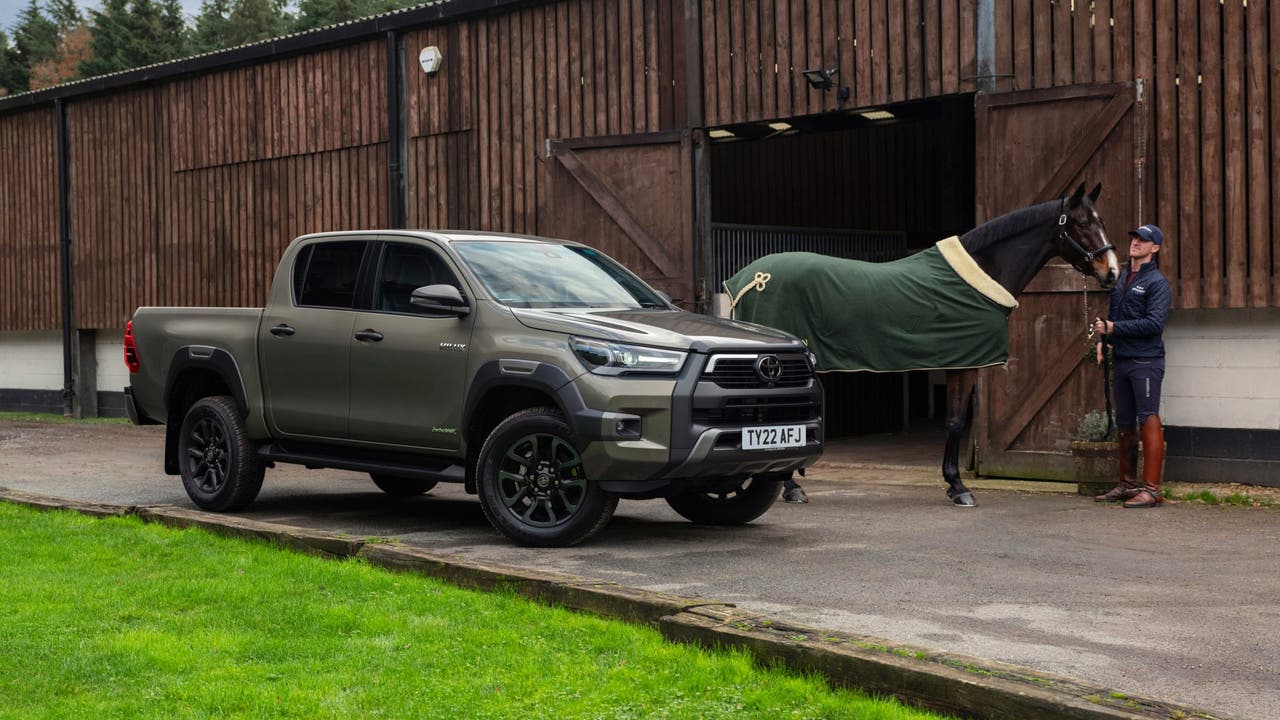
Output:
[726, 182, 1117, 507]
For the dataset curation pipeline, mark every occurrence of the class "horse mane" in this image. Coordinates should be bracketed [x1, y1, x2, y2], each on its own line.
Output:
[958, 200, 1059, 254]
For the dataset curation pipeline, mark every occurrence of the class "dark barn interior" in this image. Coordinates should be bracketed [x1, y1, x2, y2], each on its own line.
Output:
[709, 95, 975, 438]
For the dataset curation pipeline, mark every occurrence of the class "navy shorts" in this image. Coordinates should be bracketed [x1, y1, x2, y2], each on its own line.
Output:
[1113, 357, 1165, 428]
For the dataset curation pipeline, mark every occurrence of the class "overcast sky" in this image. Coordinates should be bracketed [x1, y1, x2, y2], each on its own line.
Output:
[1, 0, 206, 37]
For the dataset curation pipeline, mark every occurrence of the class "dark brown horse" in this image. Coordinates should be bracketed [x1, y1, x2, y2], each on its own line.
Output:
[731, 182, 1117, 507]
[940, 183, 1116, 505]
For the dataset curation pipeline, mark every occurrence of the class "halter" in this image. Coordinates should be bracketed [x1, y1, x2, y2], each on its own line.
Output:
[1054, 197, 1114, 276]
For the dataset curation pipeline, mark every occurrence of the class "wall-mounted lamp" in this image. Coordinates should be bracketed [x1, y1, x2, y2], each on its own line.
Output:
[419, 46, 443, 77]
[801, 67, 850, 104]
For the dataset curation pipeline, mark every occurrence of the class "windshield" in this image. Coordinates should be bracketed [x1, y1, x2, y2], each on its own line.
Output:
[453, 241, 668, 309]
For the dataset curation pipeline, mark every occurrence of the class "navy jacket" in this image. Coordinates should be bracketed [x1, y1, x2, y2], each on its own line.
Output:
[1106, 261, 1171, 359]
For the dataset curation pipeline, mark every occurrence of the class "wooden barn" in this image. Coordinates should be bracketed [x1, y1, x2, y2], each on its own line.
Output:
[1, 0, 1277, 484]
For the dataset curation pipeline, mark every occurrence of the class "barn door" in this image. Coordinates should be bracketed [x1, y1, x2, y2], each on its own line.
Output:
[542, 131, 697, 306]
[974, 82, 1149, 480]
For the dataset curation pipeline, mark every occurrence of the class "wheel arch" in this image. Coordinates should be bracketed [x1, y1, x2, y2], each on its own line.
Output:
[162, 347, 250, 475]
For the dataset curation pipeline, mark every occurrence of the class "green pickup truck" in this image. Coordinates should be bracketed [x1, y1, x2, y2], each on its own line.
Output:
[126, 231, 824, 546]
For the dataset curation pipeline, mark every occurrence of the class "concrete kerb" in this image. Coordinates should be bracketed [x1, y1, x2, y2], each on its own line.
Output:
[0, 487, 1236, 720]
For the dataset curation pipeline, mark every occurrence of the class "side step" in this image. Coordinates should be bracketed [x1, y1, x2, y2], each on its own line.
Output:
[257, 442, 466, 484]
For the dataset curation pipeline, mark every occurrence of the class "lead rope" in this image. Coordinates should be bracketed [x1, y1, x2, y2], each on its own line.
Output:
[1084, 283, 1115, 438]
[727, 271, 772, 314]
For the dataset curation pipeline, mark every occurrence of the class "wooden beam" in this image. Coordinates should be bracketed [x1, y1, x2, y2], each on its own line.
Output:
[993, 331, 1089, 451]
[1030, 90, 1132, 205]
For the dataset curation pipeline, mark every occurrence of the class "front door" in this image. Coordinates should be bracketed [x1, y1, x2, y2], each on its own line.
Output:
[260, 239, 369, 440]
[347, 240, 474, 450]
[974, 82, 1148, 479]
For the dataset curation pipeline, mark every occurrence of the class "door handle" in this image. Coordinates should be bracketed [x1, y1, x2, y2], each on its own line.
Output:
[270, 324, 295, 337]
[354, 329, 384, 343]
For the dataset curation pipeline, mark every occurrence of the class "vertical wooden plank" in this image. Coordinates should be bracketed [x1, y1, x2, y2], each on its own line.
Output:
[906, 0, 923, 99]
[923, 0, 940, 97]
[774, 0, 792, 116]
[646, 0, 660, 131]
[874, 0, 890, 104]
[534, 9, 549, 229]
[856, 0, 873, 105]
[1200, 0, 1222, 307]
[719, 0, 736, 123]
[887, 0, 904, 101]
[1073, 0, 1093, 83]
[616, 0, 633, 133]
[760, 0, 777, 118]
[1273, 0, 1280, 305]
[1033, 0, 1052, 88]
[939, 0, 956, 94]
[627, 0, 644, 132]
[745, 0, 761, 120]
[593, 0, 608, 135]
[1221, 0, 1245, 307]
[524, 9, 537, 233]
[1098, 0, 1118, 82]
[568, 3, 583, 137]
[820, 0, 838, 109]
[1053, 0, 1072, 85]
[1011, 0, 1029, 91]
[959, 0, 974, 93]
[501, 14, 514, 230]
[604, 0, 620, 133]
[1175, 0, 1199, 306]
[1246, 0, 1270, 306]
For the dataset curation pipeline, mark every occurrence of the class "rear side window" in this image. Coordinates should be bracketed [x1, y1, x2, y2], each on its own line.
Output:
[293, 241, 365, 308]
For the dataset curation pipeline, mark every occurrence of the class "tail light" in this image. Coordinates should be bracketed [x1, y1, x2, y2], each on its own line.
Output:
[123, 321, 140, 374]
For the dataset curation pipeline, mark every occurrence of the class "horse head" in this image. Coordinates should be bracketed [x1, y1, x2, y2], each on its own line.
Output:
[1054, 182, 1118, 289]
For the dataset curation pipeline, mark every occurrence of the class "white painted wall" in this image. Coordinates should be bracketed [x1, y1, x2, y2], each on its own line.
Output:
[1162, 308, 1280, 430]
[0, 331, 63, 390]
[96, 329, 129, 393]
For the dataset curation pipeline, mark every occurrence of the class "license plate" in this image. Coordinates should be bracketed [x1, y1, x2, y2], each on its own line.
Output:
[741, 424, 806, 450]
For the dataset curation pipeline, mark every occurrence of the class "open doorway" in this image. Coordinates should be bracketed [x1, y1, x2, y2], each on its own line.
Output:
[708, 95, 976, 455]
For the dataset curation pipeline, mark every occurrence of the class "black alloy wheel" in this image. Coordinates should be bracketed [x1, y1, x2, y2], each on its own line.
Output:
[476, 407, 617, 547]
[177, 395, 265, 512]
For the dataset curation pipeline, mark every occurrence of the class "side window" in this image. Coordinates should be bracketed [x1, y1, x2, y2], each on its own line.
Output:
[294, 241, 365, 309]
[375, 243, 463, 314]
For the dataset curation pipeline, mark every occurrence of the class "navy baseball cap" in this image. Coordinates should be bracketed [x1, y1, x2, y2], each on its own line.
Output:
[1128, 224, 1163, 245]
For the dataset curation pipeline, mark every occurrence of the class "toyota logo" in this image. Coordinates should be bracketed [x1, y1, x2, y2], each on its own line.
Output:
[755, 355, 783, 383]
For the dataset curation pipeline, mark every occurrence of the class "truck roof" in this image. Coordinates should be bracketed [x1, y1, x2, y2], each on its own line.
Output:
[295, 230, 579, 246]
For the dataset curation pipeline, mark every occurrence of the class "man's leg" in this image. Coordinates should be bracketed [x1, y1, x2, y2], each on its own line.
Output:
[1124, 359, 1166, 509]
[1097, 358, 1141, 501]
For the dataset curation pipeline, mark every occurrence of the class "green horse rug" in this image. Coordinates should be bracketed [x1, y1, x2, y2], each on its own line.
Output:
[724, 236, 1018, 372]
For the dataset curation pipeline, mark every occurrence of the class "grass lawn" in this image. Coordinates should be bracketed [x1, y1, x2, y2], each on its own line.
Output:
[0, 503, 952, 720]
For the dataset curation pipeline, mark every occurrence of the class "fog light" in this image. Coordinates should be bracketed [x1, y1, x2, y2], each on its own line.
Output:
[615, 418, 642, 438]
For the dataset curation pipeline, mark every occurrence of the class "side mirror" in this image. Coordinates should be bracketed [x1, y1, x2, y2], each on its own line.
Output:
[410, 284, 470, 316]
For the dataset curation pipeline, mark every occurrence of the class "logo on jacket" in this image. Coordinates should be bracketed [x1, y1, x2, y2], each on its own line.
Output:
[1133, 285, 1146, 295]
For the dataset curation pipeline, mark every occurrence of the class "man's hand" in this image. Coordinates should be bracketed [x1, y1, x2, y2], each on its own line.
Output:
[1092, 317, 1113, 335]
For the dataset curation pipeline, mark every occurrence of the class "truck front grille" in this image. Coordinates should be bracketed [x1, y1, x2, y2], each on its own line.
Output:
[691, 396, 821, 426]
[701, 353, 812, 389]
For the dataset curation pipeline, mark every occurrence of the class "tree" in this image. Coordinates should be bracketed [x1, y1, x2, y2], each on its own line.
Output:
[190, 0, 234, 53]
[293, 0, 411, 34]
[192, 0, 291, 53]
[80, 0, 189, 78]
[8, 0, 60, 91]
[28, 23, 92, 89]
[46, 0, 83, 32]
[0, 31, 22, 95]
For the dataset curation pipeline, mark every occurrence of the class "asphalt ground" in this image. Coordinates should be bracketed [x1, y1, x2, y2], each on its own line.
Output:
[2, 420, 1276, 720]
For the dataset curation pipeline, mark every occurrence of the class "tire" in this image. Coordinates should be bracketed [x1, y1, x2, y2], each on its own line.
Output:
[475, 407, 617, 547]
[177, 395, 265, 512]
[370, 474, 438, 496]
[664, 473, 784, 525]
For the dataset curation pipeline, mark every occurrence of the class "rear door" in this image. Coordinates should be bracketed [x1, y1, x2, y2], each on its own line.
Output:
[260, 239, 370, 440]
[347, 240, 475, 450]
[974, 82, 1148, 479]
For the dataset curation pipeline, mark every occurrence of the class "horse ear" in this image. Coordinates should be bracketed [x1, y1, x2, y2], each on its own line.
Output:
[1087, 182, 1102, 203]
[1070, 183, 1086, 203]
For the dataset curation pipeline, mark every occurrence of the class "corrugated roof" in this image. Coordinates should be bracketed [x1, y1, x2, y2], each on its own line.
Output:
[0, 0, 524, 114]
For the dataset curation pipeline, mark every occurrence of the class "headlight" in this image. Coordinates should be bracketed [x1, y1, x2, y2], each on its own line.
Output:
[570, 337, 687, 375]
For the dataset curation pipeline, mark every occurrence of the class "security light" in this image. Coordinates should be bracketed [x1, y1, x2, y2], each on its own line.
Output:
[801, 68, 849, 104]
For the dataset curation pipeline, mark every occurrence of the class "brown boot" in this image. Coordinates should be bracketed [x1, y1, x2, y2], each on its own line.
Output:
[1124, 415, 1165, 508]
[1095, 428, 1140, 501]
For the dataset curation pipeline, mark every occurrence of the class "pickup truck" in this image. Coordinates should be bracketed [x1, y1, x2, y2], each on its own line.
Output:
[126, 230, 824, 546]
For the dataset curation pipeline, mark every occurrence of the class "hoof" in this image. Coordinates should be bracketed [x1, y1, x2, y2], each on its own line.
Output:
[948, 491, 976, 507]
[783, 486, 809, 504]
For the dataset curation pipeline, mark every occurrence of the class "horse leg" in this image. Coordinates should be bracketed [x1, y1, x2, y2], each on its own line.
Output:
[942, 370, 977, 507]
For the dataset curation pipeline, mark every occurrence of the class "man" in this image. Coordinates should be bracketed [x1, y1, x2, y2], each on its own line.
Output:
[1092, 224, 1172, 508]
